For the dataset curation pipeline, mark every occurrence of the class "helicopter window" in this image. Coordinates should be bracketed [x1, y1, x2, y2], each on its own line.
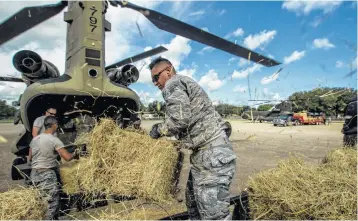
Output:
[88, 69, 98, 78]
[85, 49, 101, 59]
[86, 58, 100, 67]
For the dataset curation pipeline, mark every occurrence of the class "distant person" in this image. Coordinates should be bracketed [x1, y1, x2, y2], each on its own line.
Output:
[28, 116, 79, 220]
[328, 116, 332, 126]
[32, 107, 58, 137]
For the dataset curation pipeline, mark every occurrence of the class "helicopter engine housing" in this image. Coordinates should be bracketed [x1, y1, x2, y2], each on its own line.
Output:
[12, 50, 60, 84]
[106, 64, 139, 87]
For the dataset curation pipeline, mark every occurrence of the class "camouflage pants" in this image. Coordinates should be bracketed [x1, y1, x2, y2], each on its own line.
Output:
[30, 169, 60, 220]
[186, 133, 237, 220]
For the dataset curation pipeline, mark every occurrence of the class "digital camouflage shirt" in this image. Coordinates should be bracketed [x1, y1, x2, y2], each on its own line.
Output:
[158, 74, 226, 150]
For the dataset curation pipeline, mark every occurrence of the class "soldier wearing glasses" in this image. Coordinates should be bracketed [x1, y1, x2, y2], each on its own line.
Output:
[148, 57, 237, 220]
[32, 107, 58, 137]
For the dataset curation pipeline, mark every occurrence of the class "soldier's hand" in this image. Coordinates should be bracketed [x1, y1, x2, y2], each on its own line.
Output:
[149, 123, 162, 139]
[72, 149, 80, 160]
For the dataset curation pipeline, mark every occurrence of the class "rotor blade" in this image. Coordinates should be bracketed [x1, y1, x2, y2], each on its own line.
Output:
[105, 46, 168, 70]
[0, 76, 24, 83]
[114, 1, 281, 67]
[0, 1, 67, 46]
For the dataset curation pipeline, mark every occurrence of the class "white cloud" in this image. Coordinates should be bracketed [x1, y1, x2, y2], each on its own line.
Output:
[282, 0, 343, 15]
[283, 50, 305, 64]
[243, 30, 277, 50]
[189, 10, 205, 16]
[335, 60, 345, 68]
[218, 9, 227, 16]
[272, 93, 282, 100]
[158, 36, 192, 70]
[0, 83, 26, 105]
[198, 69, 225, 91]
[262, 88, 283, 101]
[225, 28, 245, 39]
[232, 64, 262, 79]
[238, 58, 250, 67]
[155, 90, 162, 98]
[212, 100, 220, 106]
[268, 54, 275, 59]
[312, 38, 335, 49]
[137, 90, 155, 106]
[233, 28, 245, 37]
[228, 57, 238, 65]
[233, 85, 247, 93]
[177, 68, 196, 79]
[311, 16, 324, 27]
[170, 1, 194, 20]
[261, 71, 280, 85]
[198, 46, 215, 55]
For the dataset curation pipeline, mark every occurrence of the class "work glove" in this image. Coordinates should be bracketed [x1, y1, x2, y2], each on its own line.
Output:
[150, 123, 162, 139]
[72, 146, 88, 160]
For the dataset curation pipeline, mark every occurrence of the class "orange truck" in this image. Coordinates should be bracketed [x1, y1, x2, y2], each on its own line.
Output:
[292, 112, 325, 125]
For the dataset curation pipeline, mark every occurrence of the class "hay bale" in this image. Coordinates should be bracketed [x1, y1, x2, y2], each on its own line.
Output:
[322, 148, 356, 169]
[59, 159, 90, 195]
[0, 187, 47, 220]
[59, 118, 179, 202]
[247, 148, 357, 220]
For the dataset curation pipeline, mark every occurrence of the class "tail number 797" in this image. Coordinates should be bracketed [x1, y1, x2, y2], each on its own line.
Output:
[89, 6, 97, 32]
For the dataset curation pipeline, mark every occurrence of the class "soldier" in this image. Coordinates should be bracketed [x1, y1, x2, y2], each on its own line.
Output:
[32, 107, 58, 137]
[28, 116, 79, 220]
[148, 57, 237, 220]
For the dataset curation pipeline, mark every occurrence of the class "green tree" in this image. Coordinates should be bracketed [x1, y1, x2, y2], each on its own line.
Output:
[289, 87, 357, 116]
[257, 104, 274, 111]
[0, 100, 16, 119]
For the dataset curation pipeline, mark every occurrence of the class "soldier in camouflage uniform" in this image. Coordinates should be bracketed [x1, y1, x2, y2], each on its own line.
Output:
[149, 57, 237, 220]
[29, 116, 78, 220]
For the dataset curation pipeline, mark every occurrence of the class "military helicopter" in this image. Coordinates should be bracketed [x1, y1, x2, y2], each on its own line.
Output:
[242, 99, 294, 122]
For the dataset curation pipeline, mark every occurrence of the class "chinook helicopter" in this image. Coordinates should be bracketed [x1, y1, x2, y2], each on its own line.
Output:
[1, 0, 280, 216]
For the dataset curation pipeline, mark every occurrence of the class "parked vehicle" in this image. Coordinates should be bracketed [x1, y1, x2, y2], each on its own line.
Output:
[273, 114, 296, 126]
[292, 112, 325, 125]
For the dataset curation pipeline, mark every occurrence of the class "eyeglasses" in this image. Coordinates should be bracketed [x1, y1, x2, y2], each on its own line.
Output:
[47, 111, 56, 116]
[152, 66, 171, 83]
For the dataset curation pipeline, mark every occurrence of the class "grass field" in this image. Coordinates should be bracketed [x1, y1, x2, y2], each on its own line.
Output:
[0, 119, 13, 124]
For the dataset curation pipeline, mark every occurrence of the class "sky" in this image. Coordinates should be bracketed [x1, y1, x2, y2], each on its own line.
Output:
[0, 0, 357, 107]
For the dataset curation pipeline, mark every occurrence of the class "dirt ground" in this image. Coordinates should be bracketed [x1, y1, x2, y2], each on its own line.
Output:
[0, 120, 344, 197]
[141, 120, 345, 197]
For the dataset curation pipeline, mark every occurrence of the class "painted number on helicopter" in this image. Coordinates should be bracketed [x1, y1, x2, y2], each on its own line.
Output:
[89, 6, 98, 32]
